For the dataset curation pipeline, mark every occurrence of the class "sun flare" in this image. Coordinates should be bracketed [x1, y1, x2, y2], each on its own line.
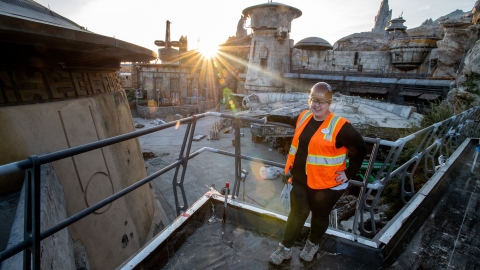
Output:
[197, 41, 219, 59]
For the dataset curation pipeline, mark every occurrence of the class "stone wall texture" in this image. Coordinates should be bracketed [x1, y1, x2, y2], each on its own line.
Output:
[433, 13, 474, 78]
[2, 164, 77, 270]
[0, 70, 122, 106]
[0, 78, 169, 268]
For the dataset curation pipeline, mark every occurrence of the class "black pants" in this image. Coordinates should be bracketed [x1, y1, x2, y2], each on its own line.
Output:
[281, 183, 345, 248]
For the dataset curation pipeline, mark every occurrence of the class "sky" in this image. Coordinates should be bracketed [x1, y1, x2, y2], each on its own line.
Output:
[34, 0, 475, 53]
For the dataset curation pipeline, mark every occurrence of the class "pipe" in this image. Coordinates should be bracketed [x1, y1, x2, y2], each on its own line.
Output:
[222, 182, 230, 223]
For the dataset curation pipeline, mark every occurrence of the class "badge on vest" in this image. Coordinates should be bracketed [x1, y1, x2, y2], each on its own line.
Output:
[321, 128, 330, 134]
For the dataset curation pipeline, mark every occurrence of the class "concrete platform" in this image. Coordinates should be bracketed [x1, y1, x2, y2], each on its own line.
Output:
[132, 109, 480, 269]
[133, 111, 290, 223]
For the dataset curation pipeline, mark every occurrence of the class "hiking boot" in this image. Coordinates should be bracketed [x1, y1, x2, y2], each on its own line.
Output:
[300, 239, 319, 262]
[269, 243, 293, 265]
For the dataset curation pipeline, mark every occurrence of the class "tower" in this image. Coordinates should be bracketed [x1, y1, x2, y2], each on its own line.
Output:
[154, 20, 182, 63]
[242, 2, 301, 93]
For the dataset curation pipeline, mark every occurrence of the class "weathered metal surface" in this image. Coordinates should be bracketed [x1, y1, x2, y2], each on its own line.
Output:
[0, 0, 157, 67]
[294, 37, 333, 51]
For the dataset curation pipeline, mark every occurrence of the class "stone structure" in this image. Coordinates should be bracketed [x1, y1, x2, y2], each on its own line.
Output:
[0, 1, 168, 269]
[445, 5, 480, 113]
[372, 0, 392, 34]
[131, 20, 219, 117]
[133, 62, 217, 119]
[136, 63, 198, 106]
[334, 32, 390, 51]
[219, 20, 252, 96]
[154, 20, 184, 64]
[433, 12, 476, 78]
[385, 16, 408, 38]
[217, 1, 464, 112]
[474, 0, 480, 24]
[291, 37, 333, 70]
[236, 15, 248, 38]
[3, 164, 78, 269]
[119, 63, 133, 91]
[389, 36, 440, 71]
[242, 2, 302, 93]
[407, 9, 466, 38]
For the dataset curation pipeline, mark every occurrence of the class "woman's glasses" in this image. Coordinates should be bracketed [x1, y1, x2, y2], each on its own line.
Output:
[309, 98, 331, 105]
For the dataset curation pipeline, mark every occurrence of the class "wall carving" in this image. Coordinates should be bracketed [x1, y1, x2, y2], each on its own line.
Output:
[0, 69, 122, 106]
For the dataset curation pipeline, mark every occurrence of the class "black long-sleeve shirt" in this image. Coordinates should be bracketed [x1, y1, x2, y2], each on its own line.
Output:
[267, 113, 366, 186]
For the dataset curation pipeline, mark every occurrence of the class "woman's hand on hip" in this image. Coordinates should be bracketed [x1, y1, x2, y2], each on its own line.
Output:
[335, 171, 348, 184]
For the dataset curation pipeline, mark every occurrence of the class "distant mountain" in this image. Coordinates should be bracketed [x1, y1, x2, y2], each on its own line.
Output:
[407, 9, 468, 37]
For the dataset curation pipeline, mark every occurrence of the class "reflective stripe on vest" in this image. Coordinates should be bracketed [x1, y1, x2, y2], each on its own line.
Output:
[287, 111, 311, 158]
[307, 154, 346, 166]
[289, 144, 297, 155]
[323, 115, 341, 142]
[297, 111, 312, 128]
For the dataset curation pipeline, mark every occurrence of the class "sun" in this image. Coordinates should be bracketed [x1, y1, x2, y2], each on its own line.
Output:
[197, 40, 219, 59]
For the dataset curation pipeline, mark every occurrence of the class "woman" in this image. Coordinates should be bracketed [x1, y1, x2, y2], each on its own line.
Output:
[267, 82, 366, 265]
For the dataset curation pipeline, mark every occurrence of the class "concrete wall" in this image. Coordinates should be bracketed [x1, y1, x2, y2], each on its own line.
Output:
[0, 90, 168, 269]
[2, 164, 78, 270]
[138, 65, 202, 102]
[136, 100, 217, 119]
[120, 73, 133, 89]
[243, 4, 299, 93]
[291, 49, 434, 74]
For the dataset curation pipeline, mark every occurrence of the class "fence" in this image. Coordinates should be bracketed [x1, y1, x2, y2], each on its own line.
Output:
[0, 107, 479, 269]
[290, 69, 430, 80]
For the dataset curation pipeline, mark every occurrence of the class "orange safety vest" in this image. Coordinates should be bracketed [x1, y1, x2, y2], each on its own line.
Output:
[284, 110, 349, 189]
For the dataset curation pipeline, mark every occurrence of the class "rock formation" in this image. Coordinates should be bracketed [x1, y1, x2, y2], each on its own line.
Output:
[444, 5, 480, 113]
[236, 15, 248, 38]
[372, 0, 392, 33]
[407, 9, 467, 38]
[474, 0, 480, 24]
[433, 12, 474, 78]
[333, 32, 390, 51]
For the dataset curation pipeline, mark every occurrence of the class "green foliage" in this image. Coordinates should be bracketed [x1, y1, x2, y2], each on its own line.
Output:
[463, 72, 480, 94]
[419, 102, 454, 128]
[381, 178, 403, 219]
[126, 90, 135, 102]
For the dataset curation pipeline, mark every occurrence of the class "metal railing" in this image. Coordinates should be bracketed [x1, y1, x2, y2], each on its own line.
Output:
[290, 69, 431, 80]
[1, 107, 479, 269]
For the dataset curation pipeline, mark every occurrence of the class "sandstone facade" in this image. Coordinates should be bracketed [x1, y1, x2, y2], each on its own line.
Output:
[433, 12, 474, 78]
[334, 32, 390, 51]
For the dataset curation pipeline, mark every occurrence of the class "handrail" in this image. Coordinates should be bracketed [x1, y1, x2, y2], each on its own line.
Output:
[1, 106, 479, 269]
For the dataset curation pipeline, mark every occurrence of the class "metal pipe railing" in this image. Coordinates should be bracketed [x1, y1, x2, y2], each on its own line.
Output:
[1, 106, 479, 269]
